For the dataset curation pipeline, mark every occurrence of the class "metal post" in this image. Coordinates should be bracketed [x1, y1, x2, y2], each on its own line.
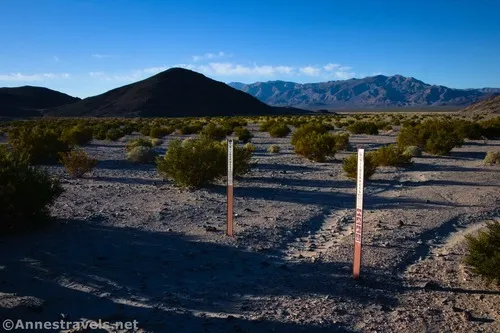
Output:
[353, 148, 365, 279]
[227, 139, 234, 236]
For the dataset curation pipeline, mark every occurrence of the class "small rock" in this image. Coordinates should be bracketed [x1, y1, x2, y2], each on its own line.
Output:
[204, 226, 218, 232]
[398, 220, 404, 227]
[460, 310, 473, 321]
[423, 281, 440, 292]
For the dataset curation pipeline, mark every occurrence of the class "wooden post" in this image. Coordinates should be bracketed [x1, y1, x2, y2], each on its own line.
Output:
[353, 148, 365, 279]
[227, 139, 234, 236]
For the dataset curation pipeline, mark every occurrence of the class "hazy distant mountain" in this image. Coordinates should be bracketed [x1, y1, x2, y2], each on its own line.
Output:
[47, 68, 306, 117]
[0, 86, 80, 117]
[229, 75, 500, 109]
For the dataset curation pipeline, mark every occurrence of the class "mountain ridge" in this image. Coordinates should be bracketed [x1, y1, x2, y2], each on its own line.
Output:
[229, 75, 500, 109]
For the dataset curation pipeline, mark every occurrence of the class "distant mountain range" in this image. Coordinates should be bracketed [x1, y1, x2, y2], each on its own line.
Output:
[46, 68, 303, 117]
[229, 75, 500, 109]
[2, 69, 500, 118]
[0, 86, 80, 117]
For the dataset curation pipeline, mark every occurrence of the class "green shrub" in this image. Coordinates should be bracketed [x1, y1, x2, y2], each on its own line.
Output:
[234, 127, 253, 143]
[244, 143, 256, 152]
[268, 123, 291, 138]
[126, 137, 153, 152]
[268, 145, 280, 153]
[0, 145, 63, 233]
[59, 148, 97, 178]
[342, 152, 377, 179]
[333, 132, 350, 151]
[156, 137, 252, 188]
[60, 125, 93, 145]
[294, 131, 337, 162]
[397, 119, 464, 155]
[373, 145, 413, 167]
[106, 128, 125, 141]
[150, 126, 173, 138]
[464, 221, 500, 285]
[291, 123, 329, 146]
[8, 127, 70, 165]
[479, 117, 500, 139]
[347, 121, 379, 135]
[151, 138, 163, 146]
[178, 123, 204, 135]
[484, 151, 500, 165]
[127, 146, 157, 164]
[403, 146, 423, 158]
[200, 123, 228, 141]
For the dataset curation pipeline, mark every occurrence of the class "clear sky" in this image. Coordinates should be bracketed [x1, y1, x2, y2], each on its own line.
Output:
[1, 0, 499, 98]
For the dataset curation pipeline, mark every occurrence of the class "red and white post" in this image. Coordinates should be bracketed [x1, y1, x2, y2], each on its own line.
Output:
[227, 139, 234, 236]
[353, 148, 365, 279]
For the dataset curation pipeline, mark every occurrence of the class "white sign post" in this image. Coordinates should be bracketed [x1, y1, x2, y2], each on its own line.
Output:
[227, 139, 234, 236]
[353, 148, 365, 279]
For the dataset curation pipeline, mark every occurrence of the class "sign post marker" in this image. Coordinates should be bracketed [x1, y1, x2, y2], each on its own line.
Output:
[227, 139, 234, 237]
[353, 148, 365, 279]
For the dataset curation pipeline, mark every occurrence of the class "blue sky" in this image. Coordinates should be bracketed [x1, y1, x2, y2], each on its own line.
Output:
[1, 0, 499, 98]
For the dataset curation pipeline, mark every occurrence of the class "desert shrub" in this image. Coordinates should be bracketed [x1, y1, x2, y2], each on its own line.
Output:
[464, 221, 500, 285]
[0, 145, 63, 233]
[397, 119, 463, 155]
[259, 120, 277, 132]
[479, 117, 500, 139]
[156, 137, 252, 188]
[268, 123, 291, 138]
[375, 121, 390, 130]
[8, 127, 70, 165]
[243, 143, 256, 152]
[342, 152, 377, 179]
[347, 121, 379, 135]
[373, 145, 413, 167]
[151, 138, 163, 146]
[454, 120, 483, 140]
[126, 137, 153, 152]
[178, 123, 204, 135]
[200, 123, 228, 141]
[333, 132, 350, 151]
[384, 125, 393, 131]
[403, 145, 423, 158]
[150, 126, 173, 138]
[291, 123, 329, 146]
[60, 125, 93, 145]
[93, 126, 108, 140]
[268, 145, 280, 153]
[234, 127, 253, 143]
[484, 151, 500, 165]
[59, 148, 97, 178]
[127, 146, 157, 164]
[106, 128, 125, 141]
[294, 131, 337, 162]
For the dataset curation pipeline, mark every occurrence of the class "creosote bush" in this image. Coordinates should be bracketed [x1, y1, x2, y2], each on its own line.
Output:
[151, 138, 163, 146]
[268, 123, 291, 138]
[150, 126, 173, 138]
[156, 137, 252, 188]
[8, 127, 70, 165]
[0, 145, 63, 234]
[60, 125, 93, 145]
[106, 128, 125, 141]
[464, 221, 500, 285]
[347, 121, 379, 135]
[403, 145, 422, 158]
[294, 131, 337, 162]
[268, 145, 280, 153]
[200, 123, 228, 141]
[373, 144, 413, 167]
[127, 146, 157, 164]
[243, 143, 256, 152]
[484, 151, 500, 165]
[342, 152, 377, 179]
[234, 127, 253, 143]
[59, 148, 97, 178]
[126, 137, 153, 152]
[397, 119, 464, 155]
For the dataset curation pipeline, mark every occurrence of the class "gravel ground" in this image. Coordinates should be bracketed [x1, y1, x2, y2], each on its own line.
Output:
[0, 125, 499, 332]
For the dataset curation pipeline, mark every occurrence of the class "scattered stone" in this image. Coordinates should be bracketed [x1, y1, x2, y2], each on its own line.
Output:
[460, 310, 473, 321]
[204, 226, 218, 232]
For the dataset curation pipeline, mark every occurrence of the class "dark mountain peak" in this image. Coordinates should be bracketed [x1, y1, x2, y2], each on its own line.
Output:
[0, 86, 80, 117]
[46, 67, 305, 117]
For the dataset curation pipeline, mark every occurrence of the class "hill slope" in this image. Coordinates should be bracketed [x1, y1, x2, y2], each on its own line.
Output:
[47, 68, 302, 117]
[461, 94, 500, 115]
[0, 86, 80, 117]
[229, 75, 500, 109]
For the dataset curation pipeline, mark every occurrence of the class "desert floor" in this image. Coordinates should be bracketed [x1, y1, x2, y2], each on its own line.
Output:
[1, 126, 499, 332]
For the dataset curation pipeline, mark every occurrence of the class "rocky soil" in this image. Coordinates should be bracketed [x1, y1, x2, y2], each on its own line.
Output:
[0, 125, 499, 332]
